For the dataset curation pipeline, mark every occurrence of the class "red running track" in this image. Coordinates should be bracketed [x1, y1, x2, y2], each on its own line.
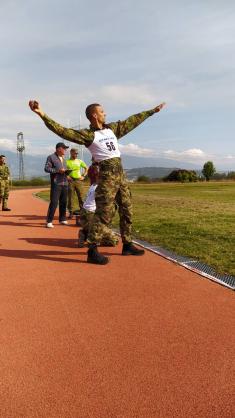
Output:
[0, 189, 234, 418]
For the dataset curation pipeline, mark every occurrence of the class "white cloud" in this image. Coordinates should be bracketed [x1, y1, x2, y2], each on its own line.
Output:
[119, 143, 158, 157]
[119, 144, 209, 163]
[164, 148, 206, 160]
[101, 84, 158, 106]
[0, 138, 17, 152]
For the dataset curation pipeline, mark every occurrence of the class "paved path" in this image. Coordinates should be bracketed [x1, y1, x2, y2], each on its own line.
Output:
[0, 189, 234, 418]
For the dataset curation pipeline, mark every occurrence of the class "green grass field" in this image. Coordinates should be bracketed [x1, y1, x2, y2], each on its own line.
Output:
[36, 181, 235, 275]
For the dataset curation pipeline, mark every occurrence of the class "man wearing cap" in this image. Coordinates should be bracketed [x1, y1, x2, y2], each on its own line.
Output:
[0, 155, 11, 211]
[66, 148, 88, 218]
[44, 142, 70, 228]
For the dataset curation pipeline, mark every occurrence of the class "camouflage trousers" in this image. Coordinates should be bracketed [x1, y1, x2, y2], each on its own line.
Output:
[87, 162, 133, 245]
[68, 179, 84, 212]
[80, 208, 118, 246]
[0, 180, 9, 208]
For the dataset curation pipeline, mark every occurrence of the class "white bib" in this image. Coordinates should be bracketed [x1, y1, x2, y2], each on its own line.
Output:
[83, 184, 97, 212]
[87, 128, 121, 162]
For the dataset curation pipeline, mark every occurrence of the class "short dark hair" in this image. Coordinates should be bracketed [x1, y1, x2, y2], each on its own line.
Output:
[85, 103, 101, 121]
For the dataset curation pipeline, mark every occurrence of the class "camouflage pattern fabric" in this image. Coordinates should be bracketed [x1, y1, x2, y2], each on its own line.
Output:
[0, 164, 10, 208]
[41, 108, 155, 244]
[87, 160, 133, 244]
[42, 109, 155, 150]
[68, 180, 84, 212]
[0, 180, 9, 207]
[0, 164, 10, 181]
[80, 208, 118, 246]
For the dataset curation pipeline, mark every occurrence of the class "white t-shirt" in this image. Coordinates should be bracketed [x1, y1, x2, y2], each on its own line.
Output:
[83, 184, 97, 212]
[87, 128, 121, 162]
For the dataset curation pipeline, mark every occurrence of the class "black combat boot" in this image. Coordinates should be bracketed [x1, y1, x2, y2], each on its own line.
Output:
[2, 199, 11, 211]
[87, 244, 109, 265]
[122, 242, 145, 256]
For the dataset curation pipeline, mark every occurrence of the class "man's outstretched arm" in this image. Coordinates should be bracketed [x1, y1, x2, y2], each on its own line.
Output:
[29, 100, 94, 146]
[107, 102, 166, 139]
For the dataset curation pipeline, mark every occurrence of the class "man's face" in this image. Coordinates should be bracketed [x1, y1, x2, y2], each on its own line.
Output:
[56, 147, 66, 156]
[71, 150, 78, 159]
[93, 105, 106, 124]
[0, 157, 4, 165]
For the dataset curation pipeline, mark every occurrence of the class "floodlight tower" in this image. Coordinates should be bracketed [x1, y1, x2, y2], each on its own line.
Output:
[17, 132, 25, 180]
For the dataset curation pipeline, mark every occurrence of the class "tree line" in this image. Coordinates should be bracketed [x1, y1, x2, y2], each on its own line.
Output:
[136, 161, 235, 183]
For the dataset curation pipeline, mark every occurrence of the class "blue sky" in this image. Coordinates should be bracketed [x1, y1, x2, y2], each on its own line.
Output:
[1, 0, 235, 169]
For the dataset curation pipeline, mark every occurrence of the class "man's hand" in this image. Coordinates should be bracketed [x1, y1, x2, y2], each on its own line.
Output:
[153, 102, 166, 113]
[58, 168, 66, 174]
[28, 100, 45, 117]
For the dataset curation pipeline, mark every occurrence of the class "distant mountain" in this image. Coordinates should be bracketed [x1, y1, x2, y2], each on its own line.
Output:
[121, 154, 201, 170]
[2, 150, 202, 179]
[125, 167, 181, 180]
[2, 150, 91, 179]
[2, 151, 46, 179]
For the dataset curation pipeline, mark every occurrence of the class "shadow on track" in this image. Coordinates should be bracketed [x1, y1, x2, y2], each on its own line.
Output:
[0, 220, 45, 228]
[19, 238, 119, 256]
[0, 249, 87, 263]
[20, 237, 77, 248]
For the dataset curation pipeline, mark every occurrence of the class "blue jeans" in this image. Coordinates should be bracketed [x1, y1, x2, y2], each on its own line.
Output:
[47, 182, 68, 223]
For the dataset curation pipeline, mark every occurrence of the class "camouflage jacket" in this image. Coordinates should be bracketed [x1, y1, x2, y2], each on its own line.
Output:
[41, 108, 156, 169]
[0, 164, 10, 180]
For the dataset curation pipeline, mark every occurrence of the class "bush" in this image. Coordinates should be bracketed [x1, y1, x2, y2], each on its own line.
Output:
[12, 177, 50, 187]
[164, 169, 198, 183]
[136, 175, 151, 183]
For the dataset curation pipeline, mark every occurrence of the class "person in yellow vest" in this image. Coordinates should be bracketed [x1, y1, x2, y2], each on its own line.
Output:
[66, 148, 88, 218]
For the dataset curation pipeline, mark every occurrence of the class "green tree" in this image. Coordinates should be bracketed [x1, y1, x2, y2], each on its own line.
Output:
[202, 161, 216, 181]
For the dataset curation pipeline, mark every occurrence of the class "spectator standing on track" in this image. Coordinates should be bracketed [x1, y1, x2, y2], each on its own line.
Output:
[29, 99, 166, 263]
[66, 148, 88, 219]
[0, 155, 11, 211]
[44, 142, 70, 228]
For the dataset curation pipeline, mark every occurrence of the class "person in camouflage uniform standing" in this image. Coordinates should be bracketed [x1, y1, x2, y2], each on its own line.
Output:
[29, 99, 166, 264]
[0, 155, 11, 211]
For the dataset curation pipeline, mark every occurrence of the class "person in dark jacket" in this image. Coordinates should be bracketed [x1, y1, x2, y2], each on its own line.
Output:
[44, 142, 70, 228]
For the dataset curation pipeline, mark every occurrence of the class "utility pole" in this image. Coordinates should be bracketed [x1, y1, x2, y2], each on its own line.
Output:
[17, 132, 25, 180]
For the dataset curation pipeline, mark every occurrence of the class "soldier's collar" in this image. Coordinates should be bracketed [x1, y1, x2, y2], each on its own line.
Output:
[89, 124, 108, 131]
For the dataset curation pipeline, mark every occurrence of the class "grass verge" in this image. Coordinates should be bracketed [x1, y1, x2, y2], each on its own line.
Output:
[36, 182, 235, 275]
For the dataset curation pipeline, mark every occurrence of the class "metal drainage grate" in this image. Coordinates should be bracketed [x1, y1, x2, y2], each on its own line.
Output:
[131, 238, 235, 291]
[183, 261, 235, 290]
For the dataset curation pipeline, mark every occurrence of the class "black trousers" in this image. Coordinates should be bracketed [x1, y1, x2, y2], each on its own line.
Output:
[47, 183, 68, 223]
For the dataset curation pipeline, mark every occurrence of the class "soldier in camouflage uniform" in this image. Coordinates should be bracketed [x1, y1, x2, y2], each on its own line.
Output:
[0, 155, 11, 211]
[29, 99, 166, 264]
